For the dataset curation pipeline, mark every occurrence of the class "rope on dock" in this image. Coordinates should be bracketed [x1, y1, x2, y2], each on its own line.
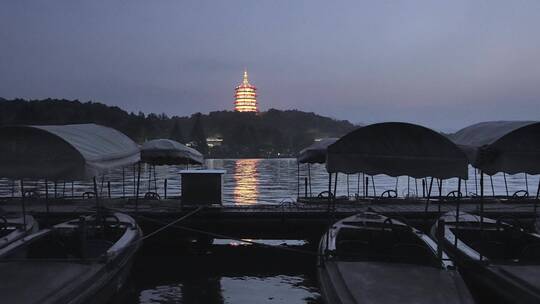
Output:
[138, 206, 204, 242]
[133, 212, 319, 257]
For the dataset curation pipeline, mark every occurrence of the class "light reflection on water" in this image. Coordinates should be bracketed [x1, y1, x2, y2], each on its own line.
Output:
[232, 159, 259, 204]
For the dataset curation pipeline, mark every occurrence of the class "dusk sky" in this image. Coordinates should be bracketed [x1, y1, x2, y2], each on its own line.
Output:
[1, 1, 540, 131]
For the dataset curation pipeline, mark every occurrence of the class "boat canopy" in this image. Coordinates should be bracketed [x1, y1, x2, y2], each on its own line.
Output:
[141, 139, 204, 165]
[450, 121, 540, 175]
[297, 138, 338, 164]
[0, 124, 140, 180]
[326, 122, 468, 179]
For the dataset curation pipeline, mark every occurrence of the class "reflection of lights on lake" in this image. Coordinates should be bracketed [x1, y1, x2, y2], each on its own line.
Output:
[233, 159, 259, 204]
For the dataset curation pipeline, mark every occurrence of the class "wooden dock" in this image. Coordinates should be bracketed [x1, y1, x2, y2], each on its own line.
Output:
[1, 197, 538, 241]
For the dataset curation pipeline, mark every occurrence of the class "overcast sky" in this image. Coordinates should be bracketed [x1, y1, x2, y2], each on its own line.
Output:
[1, 1, 540, 131]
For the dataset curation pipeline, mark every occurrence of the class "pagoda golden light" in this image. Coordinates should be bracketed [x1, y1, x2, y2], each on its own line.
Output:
[234, 70, 258, 112]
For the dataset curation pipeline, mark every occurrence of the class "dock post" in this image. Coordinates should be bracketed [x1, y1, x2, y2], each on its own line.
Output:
[436, 219, 445, 260]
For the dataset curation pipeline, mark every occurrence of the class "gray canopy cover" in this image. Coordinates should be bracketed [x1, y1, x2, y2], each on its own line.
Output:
[141, 139, 203, 165]
[326, 122, 468, 179]
[298, 138, 338, 164]
[450, 121, 540, 175]
[0, 124, 140, 180]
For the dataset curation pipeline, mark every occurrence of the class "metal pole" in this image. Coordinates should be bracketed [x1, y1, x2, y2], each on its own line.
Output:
[135, 163, 141, 217]
[415, 178, 418, 197]
[334, 173, 338, 199]
[474, 168, 478, 195]
[297, 161, 300, 198]
[122, 168, 125, 198]
[54, 181, 57, 198]
[371, 176, 376, 197]
[422, 179, 426, 198]
[133, 164, 136, 197]
[479, 170, 484, 261]
[455, 178, 461, 248]
[407, 177, 410, 197]
[107, 181, 111, 198]
[71, 181, 74, 198]
[525, 173, 529, 194]
[308, 164, 312, 197]
[357, 173, 361, 198]
[464, 177, 468, 197]
[20, 180, 27, 227]
[153, 165, 157, 192]
[346, 174, 350, 198]
[45, 179, 49, 227]
[304, 177, 308, 198]
[93, 177, 100, 224]
[365, 176, 369, 198]
[164, 178, 168, 199]
[148, 164, 152, 192]
[503, 173, 509, 197]
[489, 175, 495, 197]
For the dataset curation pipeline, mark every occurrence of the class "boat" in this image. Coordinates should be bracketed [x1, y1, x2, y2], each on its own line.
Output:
[318, 212, 473, 304]
[0, 213, 38, 249]
[0, 212, 142, 304]
[432, 211, 540, 303]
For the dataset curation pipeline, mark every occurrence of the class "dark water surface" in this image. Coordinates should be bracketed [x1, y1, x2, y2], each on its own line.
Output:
[1, 159, 539, 303]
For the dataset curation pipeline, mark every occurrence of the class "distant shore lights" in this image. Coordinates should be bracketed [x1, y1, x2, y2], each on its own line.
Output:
[234, 70, 258, 112]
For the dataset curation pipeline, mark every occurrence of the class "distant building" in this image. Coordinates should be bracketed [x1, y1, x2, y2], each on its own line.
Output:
[234, 70, 258, 112]
[206, 137, 223, 148]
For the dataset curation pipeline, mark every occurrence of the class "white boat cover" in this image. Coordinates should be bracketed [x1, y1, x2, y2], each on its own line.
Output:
[0, 124, 140, 180]
[297, 138, 338, 164]
[141, 139, 203, 165]
[450, 121, 540, 175]
[326, 122, 468, 179]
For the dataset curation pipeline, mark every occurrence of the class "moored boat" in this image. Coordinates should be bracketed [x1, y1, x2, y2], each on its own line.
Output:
[318, 212, 474, 304]
[0, 213, 38, 249]
[432, 211, 540, 304]
[0, 212, 142, 304]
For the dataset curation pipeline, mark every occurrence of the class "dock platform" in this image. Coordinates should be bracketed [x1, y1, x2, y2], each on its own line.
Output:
[1, 197, 538, 240]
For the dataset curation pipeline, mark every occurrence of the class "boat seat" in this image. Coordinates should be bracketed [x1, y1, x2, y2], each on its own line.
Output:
[85, 239, 114, 258]
[390, 243, 436, 266]
[337, 240, 374, 259]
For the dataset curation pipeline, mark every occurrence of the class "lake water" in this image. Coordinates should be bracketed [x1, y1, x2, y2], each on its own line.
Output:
[1, 158, 539, 303]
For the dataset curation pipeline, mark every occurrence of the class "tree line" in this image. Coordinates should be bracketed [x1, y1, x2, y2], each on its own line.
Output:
[0, 98, 357, 158]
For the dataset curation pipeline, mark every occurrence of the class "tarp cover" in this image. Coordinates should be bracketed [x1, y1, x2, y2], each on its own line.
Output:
[450, 121, 540, 175]
[141, 139, 203, 165]
[326, 122, 468, 179]
[0, 124, 140, 180]
[297, 138, 338, 164]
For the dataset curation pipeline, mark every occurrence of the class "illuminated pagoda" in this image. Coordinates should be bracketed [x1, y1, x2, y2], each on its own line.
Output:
[234, 70, 258, 112]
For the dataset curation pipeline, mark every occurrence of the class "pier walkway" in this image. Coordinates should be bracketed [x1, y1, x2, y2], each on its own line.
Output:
[1, 197, 538, 241]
